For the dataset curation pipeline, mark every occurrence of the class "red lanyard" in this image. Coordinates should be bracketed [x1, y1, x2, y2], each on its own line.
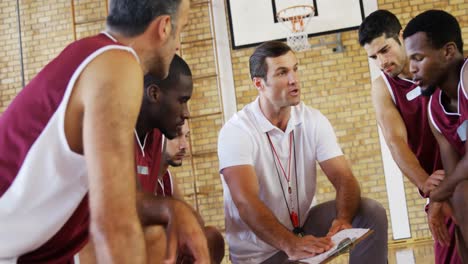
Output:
[266, 132, 301, 231]
[266, 132, 293, 191]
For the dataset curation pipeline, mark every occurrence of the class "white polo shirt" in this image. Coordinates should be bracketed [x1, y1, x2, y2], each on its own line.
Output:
[218, 97, 343, 263]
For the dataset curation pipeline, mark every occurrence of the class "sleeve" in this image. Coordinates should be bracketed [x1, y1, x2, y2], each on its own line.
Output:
[217, 122, 254, 172]
[314, 112, 344, 162]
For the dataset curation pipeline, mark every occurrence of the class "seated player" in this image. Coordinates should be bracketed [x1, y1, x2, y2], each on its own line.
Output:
[147, 120, 225, 263]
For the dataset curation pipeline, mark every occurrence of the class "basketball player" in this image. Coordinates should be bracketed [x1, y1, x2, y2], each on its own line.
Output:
[0, 0, 209, 263]
[403, 9, 468, 261]
[359, 10, 460, 263]
[152, 120, 225, 263]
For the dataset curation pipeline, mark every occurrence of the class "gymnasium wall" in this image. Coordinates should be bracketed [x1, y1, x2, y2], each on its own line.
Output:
[0, 0, 467, 248]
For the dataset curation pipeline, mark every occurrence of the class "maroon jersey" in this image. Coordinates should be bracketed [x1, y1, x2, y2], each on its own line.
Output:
[135, 129, 164, 193]
[382, 73, 443, 174]
[156, 171, 174, 197]
[0, 33, 137, 263]
[429, 89, 465, 156]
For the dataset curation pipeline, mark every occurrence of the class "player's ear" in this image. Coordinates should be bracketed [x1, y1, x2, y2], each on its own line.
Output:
[146, 84, 161, 102]
[253, 77, 264, 91]
[398, 29, 404, 43]
[443, 41, 458, 59]
[146, 14, 172, 42]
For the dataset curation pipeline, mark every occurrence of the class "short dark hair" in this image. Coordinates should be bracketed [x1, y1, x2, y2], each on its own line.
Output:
[144, 54, 192, 92]
[403, 10, 463, 53]
[249, 41, 292, 80]
[358, 10, 402, 46]
[107, 0, 182, 37]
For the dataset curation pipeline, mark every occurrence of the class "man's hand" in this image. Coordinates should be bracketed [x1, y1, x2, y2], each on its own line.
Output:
[327, 219, 352, 237]
[427, 201, 453, 247]
[284, 235, 333, 261]
[421, 170, 445, 196]
[430, 182, 456, 202]
[164, 201, 210, 264]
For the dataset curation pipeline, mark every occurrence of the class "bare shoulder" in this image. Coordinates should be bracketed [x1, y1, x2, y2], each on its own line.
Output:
[64, 48, 143, 153]
[371, 76, 390, 98]
[81, 49, 142, 91]
[77, 49, 144, 110]
[371, 75, 394, 108]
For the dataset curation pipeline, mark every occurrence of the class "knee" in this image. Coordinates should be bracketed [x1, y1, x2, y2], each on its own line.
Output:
[361, 198, 387, 217]
[144, 225, 167, 260]
[205, 226, 223, 243]
[204, 226, 225, 263]
[144, 225, 166, 242]
[359, 198, 388, 228]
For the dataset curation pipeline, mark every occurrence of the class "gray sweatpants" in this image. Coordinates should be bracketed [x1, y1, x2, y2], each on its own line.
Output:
[261, 197, 388, 264]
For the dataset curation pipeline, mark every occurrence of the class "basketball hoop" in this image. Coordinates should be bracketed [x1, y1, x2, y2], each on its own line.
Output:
[277, 5, 315, 51]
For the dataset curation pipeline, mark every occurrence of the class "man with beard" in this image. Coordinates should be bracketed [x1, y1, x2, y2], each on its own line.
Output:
[359, 10, 460, 263]
[153, 120, 225, 263]
[403, 9, 467, 261]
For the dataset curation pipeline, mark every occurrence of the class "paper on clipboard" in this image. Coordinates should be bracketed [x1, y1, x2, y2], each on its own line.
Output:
[298, 228, 372, 264]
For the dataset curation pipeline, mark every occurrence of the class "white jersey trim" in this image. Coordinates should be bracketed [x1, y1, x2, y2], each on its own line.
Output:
[460, 59, 468, 100]
[428, 96, 442, 134]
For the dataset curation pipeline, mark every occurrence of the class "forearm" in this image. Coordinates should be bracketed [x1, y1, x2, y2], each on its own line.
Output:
[438, 155, 468, 194]
[238, 198, 297, 252]
[90, 215, 146, 263]
[387, 139, 429, 190]
[335, 177, 361, 222]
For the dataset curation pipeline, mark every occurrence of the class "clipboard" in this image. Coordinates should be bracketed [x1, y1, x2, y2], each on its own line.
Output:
[297, 228, 374, 264]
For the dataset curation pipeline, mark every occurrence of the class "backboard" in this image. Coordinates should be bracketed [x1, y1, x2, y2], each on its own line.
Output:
[226, 0, 378, 49]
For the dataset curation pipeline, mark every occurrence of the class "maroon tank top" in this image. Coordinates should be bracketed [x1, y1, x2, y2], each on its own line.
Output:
[135, 129, 164, 194]
[156, 171, 174, 197]
[382, 73, 443, 174]
[429, 89, 465, 156]
[12, 33, 128, 263]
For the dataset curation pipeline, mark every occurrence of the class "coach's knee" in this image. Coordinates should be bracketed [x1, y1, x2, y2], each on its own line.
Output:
[361, 198, 387, 218]
[359, 198, 388, 229]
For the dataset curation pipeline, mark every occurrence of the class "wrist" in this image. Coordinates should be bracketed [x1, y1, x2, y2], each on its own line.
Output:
[417, 181, 429, 198]
[281, 234, 300, 255]
[336, 216, 352, 224]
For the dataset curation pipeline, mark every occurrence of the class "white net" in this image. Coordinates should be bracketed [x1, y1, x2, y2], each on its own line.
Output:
[277, 5, 314, 52]
[287, 31, 310, 52]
